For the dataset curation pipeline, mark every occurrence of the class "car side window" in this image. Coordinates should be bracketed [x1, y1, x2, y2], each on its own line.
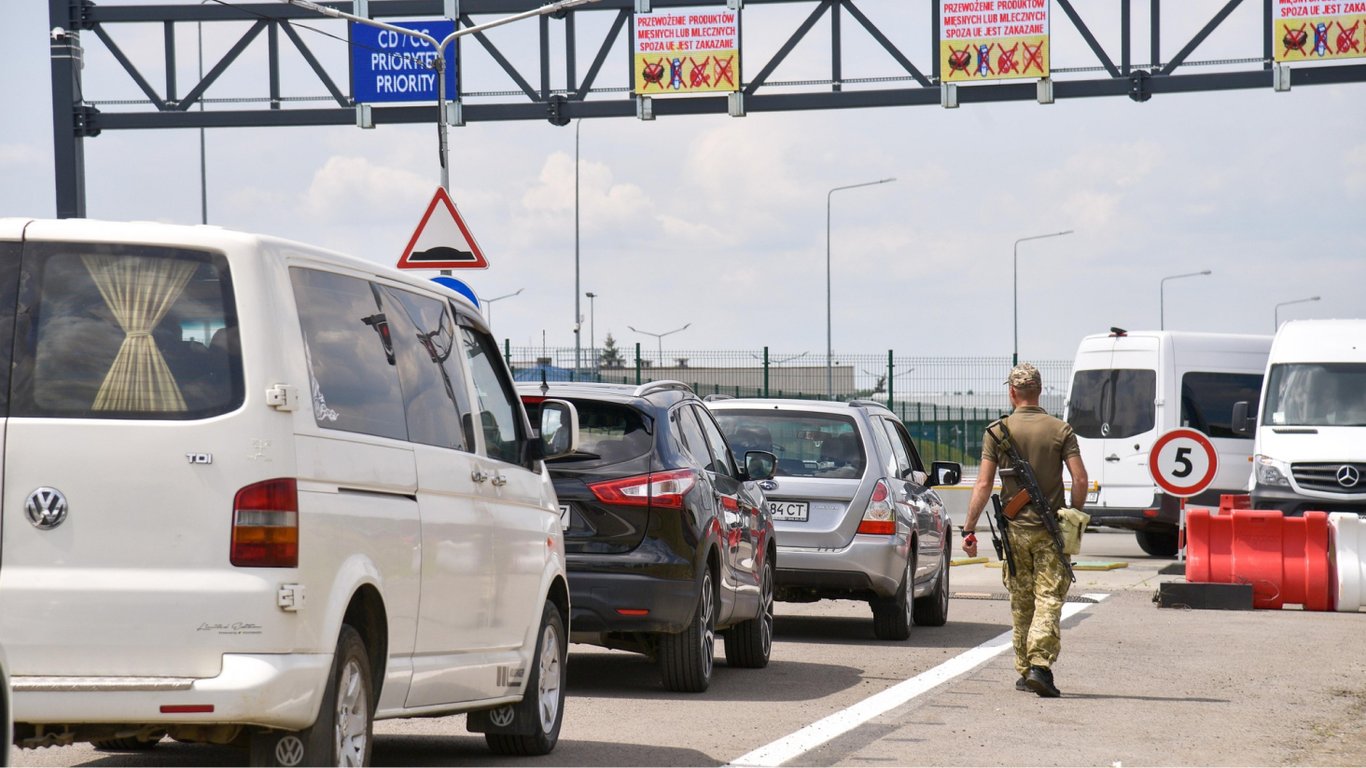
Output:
[458, 321, 525, 466]
[672, 404, 714, 471]
[291, 268, 407, 441]
[890, 420, 926, 473]
[694, 405, 738, 479]
[880, 419, 914, 478]
[377, 285, 472, 451]
[866, 416, 900, 479]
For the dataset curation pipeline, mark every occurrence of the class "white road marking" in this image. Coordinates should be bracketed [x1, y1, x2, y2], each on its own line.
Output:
[728, 593, 1110, 767]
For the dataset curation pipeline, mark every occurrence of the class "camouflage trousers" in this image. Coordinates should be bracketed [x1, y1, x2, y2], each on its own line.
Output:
[1001, 524, 1071, 676]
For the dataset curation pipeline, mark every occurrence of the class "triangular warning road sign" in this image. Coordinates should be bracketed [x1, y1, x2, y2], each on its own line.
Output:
[397, 187, 489, 270]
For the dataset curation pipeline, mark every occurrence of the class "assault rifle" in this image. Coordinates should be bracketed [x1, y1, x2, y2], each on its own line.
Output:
[986, 420, 1075, 583]
[987, 492, 1015, 577]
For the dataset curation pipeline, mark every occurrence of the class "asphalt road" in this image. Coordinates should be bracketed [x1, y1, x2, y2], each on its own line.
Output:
[11, 530, 1366, 767]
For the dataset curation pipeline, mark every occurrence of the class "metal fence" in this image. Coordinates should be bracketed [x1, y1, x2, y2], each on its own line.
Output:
[505, 343, 1071, 469]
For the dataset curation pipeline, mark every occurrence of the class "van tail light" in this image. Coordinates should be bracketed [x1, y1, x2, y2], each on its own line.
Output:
[589, 469, 697, 510]
[857, 479, 897, 535]
[231, 478, 299, 568]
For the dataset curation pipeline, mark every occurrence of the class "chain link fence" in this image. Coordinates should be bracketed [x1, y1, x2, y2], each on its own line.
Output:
[505, 343, 1071, 470]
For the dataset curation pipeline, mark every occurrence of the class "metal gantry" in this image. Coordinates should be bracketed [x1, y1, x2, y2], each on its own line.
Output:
[48, 0, 1366, 217]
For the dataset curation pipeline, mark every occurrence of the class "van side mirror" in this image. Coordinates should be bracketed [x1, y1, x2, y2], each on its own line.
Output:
[537, 399, 579, 460]
[1231, 400, 1254, 436]
[929, 461, 962, 488]
[743, 450, 777, 482]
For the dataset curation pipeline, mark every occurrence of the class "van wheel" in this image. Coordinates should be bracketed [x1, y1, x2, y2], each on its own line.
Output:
[659, 568, 715, 692]
[872, 550, 915, 641]
[912, 540, 951, 627]
[91, 732, 165, 750]
[1136, 528, 1179, 557]
[724, 556, 774, 669]
[249, 625, 373, 767]
[485, 601, 567, 756]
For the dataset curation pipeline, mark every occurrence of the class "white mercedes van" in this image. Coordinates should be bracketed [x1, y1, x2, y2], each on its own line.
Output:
[0, 218, 579, 765]
[1235, 319, 1366, 515]
[1064, 329, 1271, 556]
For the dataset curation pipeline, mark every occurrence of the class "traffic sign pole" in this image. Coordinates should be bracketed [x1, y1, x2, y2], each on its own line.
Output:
[1148, 428, 1220, 562]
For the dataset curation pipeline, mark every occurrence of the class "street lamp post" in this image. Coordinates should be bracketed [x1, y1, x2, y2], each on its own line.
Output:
[1275, 295, 1320, 329]
[1013, 229, 1073, 365]
[827, 177, 896, 399]
[574, 119, 582, 378]
[585, 291, 597, 375]
[1159, 270, 1212, 330]
[483, 287, 523, 324]
[628, 323, 691, 369]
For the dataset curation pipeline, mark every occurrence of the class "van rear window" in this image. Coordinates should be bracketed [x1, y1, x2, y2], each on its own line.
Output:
[10, 243, 242, 419]
[1066, 369, 1156, 439]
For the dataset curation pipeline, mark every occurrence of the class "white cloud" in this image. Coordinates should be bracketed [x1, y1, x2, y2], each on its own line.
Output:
[303, 155, 432, 221]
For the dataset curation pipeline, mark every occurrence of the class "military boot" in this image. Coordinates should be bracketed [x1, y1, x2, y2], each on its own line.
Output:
[1025, 665, 1060, 698]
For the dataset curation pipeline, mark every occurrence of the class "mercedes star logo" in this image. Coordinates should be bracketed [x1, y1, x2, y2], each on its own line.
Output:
[25, 487, 68, 530]
[1337, 465, 1361, 489]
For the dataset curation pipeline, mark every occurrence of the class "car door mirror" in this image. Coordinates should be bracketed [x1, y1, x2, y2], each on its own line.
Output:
[536, 398, 579, 460]
[1231, 400, 1255, 436]
[743, 450, 777, 481]
[928, 461, 961, 488]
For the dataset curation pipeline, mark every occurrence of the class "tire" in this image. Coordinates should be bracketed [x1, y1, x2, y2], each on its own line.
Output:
[249, 625, 373, 767]
[658, 567, 716, 692]
[485, 601, 567, 757]
[1136, 527, 1179, 557]
[91, 732, 165, 751]
[724, 555, 774, 669]
[872, 548, 915, 641]
[912, 539, 951, 627]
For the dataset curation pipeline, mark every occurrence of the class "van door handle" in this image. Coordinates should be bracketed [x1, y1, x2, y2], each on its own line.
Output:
[1105, 454, 1121, 462]
[471, 470, 491, 484]
[491, 474, 508, 487]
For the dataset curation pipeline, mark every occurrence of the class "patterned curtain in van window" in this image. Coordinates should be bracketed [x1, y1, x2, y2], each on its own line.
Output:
[81, 254, 197, 411]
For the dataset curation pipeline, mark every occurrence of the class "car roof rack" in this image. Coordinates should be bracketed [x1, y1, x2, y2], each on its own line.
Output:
[847, 399, 891, 410]
[633, 380, 695, 398]
[702, 393, 734, 402]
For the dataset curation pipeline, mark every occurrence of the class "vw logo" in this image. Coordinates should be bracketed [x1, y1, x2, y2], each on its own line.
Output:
[274, 735, 306, 766]
[1337, 465, 1361, 489]
[489, 705, 516, 728]
[759, 480, 778, 492]
[25, 487, 68, 530]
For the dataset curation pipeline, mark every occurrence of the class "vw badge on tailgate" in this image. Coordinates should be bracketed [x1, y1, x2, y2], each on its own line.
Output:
[26, 487, 69, 530]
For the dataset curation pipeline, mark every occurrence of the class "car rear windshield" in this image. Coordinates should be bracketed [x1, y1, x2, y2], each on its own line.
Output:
[1066, 369, 1156, 439]
[524, 397, 653, 466]
[712, 410, 865, 478]
[8, 242, 242, 420]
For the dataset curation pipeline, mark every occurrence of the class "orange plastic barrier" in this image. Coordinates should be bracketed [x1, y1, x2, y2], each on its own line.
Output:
[1218, 494, 1251, 514]
[1185, 508, 1332, 611]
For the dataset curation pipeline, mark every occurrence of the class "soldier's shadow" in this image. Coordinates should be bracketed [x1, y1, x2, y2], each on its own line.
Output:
[1061, 692, 1230, 703]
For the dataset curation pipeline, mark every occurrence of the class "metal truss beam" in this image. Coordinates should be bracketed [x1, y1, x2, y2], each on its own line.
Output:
[49, 0, 1366, 217]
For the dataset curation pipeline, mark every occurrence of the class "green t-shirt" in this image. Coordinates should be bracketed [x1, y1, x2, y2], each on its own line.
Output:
[981, 405, 1080, 529]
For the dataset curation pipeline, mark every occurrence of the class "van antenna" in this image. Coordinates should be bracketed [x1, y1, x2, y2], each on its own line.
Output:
[540, 370, 549, 397]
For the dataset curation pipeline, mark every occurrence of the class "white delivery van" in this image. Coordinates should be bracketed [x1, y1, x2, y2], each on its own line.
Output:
[1064, 329, 1271, 556]
[1235, 319, 1366, 515]
[0, 218, 580, 765]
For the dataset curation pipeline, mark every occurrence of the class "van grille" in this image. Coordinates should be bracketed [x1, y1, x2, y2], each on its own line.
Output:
[1292, 462, 1366, 494]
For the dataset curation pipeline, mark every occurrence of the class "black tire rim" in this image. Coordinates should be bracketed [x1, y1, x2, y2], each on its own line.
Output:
[760, 560, 775, 657]
[700, 570, 715, 680]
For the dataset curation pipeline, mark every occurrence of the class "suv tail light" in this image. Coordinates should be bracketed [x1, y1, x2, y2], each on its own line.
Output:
[589, 469, 697, 510]
[231, 478, 299, 567]
[857, 479, 896, 535]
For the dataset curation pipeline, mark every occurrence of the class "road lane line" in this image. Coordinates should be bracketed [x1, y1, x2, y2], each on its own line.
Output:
[728, 593, 1110, 767]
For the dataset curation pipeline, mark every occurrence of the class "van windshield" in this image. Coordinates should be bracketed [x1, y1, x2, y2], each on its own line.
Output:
[1066, 369, 1156, 439]
[1263, 363, 1366, 427]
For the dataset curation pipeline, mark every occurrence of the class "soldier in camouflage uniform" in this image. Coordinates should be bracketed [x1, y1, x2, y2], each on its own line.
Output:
[960, 363, 1088, 698]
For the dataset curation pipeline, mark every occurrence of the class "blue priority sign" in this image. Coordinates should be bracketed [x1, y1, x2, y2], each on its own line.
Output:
[350, 20, 457, 103]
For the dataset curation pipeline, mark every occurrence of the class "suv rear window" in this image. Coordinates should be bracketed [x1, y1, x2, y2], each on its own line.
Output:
[524, 397, 652, 466]
[713, 410, 865, 478]
[10, 243, 242, 419]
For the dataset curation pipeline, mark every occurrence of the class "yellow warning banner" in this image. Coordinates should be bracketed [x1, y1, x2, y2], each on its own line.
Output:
[633, 10, 740, 94]
[940, 0, 1050, 82]
[1273, 1, 1366, 62]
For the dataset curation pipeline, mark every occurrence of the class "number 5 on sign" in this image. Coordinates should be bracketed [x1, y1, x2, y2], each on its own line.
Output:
[1148, 428, 1219, 498]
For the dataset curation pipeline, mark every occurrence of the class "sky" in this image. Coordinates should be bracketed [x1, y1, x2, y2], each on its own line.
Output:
[2, 0, 1364, 367]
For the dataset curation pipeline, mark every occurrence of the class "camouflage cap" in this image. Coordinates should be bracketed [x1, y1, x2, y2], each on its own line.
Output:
[1005, 363, 1042, 390]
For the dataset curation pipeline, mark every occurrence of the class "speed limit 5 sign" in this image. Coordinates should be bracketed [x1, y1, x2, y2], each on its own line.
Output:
[1148, 428, 1219, 498]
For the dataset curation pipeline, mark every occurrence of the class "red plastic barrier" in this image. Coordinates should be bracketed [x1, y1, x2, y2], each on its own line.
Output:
[1219, 494, 1251, 514]
[1185, 509, 1332, 611]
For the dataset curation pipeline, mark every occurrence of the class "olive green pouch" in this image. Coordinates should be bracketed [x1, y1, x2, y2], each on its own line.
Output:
[1057, 507, 1091, 555]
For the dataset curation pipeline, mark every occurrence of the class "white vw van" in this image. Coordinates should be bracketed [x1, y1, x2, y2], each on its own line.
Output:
[0, 218, 578, 765]
[1235, 319, 1366, 515]
[1064, 329, 1271, 556]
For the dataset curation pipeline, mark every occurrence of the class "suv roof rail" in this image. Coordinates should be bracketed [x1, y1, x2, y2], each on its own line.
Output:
[702, 393, 734, 402]
[633, 380, 695, 398]
[847, 399, 891, 410]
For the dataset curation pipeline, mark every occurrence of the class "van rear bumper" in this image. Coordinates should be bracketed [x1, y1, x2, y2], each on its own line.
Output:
[12, 652, 330, 732]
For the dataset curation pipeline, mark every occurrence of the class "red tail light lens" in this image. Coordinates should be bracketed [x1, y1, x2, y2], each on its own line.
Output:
[589, 469, 697, 510]
[857, 479, 897, 535]
[231, 478, 299, 567]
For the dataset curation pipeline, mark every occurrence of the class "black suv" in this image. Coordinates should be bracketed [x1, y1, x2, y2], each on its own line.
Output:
[518, 381, 777, 692]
